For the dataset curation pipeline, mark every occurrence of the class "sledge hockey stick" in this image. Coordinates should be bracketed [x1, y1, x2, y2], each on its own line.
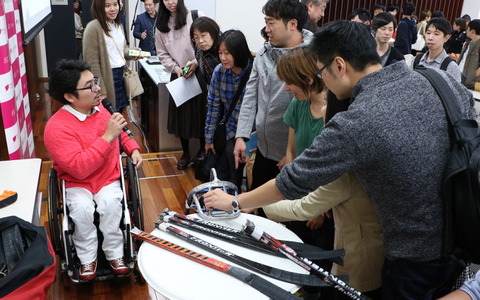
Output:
[243, 220, 371, 300]
[130, 227, 301, 300]
[162, 210, 345, 263]
[157, 222, 343, 287]
[160, 214, 276, 255]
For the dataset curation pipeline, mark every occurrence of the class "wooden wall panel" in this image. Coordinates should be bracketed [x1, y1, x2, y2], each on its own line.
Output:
[321, 0, 465, 25]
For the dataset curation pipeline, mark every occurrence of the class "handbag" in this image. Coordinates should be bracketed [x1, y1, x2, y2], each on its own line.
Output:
[213, 64, 252, 154]
[112, 39, 144, 100]
[123, 63, 144, 99]
[412, 33, 425, 52]
[194, 150, 218, 182]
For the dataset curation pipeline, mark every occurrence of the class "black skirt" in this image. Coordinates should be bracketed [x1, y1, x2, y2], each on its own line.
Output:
[167, 70, 207, 140]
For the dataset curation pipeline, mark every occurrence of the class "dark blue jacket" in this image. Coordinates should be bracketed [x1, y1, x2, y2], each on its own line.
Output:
[133, 12, 157, 55]
[394, 17, 417, 55]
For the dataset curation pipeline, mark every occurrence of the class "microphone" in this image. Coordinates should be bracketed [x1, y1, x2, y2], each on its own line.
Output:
[101, 98, 134, 138]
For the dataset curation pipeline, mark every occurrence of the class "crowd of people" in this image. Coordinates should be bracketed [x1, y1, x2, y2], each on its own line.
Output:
[46, 0, 480, 298]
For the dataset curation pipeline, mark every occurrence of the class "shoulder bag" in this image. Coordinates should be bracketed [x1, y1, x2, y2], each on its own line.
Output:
[112, 37, 144, 100]
[213, 65, 252, 154]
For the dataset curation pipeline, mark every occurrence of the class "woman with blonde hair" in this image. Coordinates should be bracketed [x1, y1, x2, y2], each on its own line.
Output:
[275, 47, 335, 299]
[276, 47, 326, 165]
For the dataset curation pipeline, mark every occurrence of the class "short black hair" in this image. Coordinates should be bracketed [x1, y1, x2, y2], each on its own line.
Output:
[402, 2, 415, 16]
[462, 14, 471, 22]
[372, 4, 385, 13]
[300, 0, 329, 4]
[48, 59, 91, 105]
[190, 17, 221, 50]
[310, 20, 380, 72]
[386, 4, 399, 13]
[217, 30, 253, 70]
[348, 8, 371, 23]
[372, 12, 397, 31]
[431, 11, 445, 19]
[426, 17, 452, 36]
[468, 19, 480, 35]
[262, 0, 308, 31]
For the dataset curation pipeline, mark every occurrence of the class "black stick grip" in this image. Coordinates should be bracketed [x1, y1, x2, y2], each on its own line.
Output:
[227, 267, 300, 300]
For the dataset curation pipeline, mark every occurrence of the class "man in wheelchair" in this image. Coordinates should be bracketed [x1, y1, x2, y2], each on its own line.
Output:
[44, 59, 143, 281]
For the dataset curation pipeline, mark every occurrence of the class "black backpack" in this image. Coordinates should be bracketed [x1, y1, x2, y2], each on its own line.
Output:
[413, 54, 454, 71]
[416, 66, 480, 263]
[413, 54, 467, 84]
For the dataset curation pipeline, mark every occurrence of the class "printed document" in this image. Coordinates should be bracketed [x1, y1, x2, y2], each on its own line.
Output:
[166, 74, 202, 107]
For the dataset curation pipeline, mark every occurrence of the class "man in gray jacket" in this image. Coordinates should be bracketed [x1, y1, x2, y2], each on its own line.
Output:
[205, 20, 475, 299]
[234, 0, 313, 189]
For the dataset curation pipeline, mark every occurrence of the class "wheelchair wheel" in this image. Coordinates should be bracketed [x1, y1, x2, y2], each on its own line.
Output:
[127, 157, 144, 231]
[47, 168, 64, 257]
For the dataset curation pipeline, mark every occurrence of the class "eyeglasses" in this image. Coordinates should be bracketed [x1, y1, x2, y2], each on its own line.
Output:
[75, 77, 100, 92]
[314, 59, 334, 80]
[192, 33, 210, 42]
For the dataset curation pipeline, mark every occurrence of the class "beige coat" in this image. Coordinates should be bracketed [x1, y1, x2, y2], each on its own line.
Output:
[263, 173, 384, 292]
[83, 20, 132, 108]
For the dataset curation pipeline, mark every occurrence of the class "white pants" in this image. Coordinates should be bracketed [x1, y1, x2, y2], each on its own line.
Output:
[66, 181, 124, 264]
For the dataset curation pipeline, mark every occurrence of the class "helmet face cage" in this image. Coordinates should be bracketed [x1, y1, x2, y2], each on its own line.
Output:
[185, 169, 240, 220]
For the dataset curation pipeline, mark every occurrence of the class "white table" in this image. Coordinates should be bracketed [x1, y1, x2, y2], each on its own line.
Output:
[471, 89, 480, 101]
[0, 158, 42, 224]
[470, 90, 480, 122]
[138, 213, 308, 300]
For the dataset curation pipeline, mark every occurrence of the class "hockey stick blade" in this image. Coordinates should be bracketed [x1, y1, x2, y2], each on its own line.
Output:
[157, 222, 336, 287]
[131, 227, 301, 300]
[161, 209, 344, 264]
[243, 220, 371, 300]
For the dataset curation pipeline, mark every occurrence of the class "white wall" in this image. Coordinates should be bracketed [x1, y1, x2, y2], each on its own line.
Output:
[135, 0, 269, 53]
[36, 0, 269, 77]
[461, 0, 480, 20]
[35, 30, 48, 78]
[214, 0, 268, 52]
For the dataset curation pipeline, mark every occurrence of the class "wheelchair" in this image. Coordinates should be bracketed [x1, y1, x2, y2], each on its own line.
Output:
[47, 155, 144, 285]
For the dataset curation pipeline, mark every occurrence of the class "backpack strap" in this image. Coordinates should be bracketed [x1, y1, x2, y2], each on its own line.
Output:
[413, 54, 422, 69]
[440, 56, 455, 71]
[415, 66, 463, 134]
[191, 10, 198, 22]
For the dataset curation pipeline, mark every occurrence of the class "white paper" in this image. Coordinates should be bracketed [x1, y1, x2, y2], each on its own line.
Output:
[166, 74, 202, 107]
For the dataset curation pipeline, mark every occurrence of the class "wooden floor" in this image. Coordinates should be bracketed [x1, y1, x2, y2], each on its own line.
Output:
[32, 85, 202, 299]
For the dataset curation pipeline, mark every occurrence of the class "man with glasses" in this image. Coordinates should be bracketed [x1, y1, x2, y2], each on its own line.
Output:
[204, 20, 475, 299]
[44, 59, 143, 281]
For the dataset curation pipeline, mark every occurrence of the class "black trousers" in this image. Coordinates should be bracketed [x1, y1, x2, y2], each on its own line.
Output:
[250, 149, 280, 189]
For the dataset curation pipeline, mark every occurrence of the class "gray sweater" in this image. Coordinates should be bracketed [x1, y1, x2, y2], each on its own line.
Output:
[235, 30, 314, 162]
[277, 61, 475, 261]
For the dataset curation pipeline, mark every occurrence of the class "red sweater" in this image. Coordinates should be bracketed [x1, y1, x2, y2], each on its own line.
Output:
[44, 105, 140, 193]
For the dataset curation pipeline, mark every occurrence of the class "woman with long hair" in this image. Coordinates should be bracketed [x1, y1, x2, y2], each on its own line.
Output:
[204, 30, 253, 191]
[83, 0, 136, 111]
[155, 0, 206, 170]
